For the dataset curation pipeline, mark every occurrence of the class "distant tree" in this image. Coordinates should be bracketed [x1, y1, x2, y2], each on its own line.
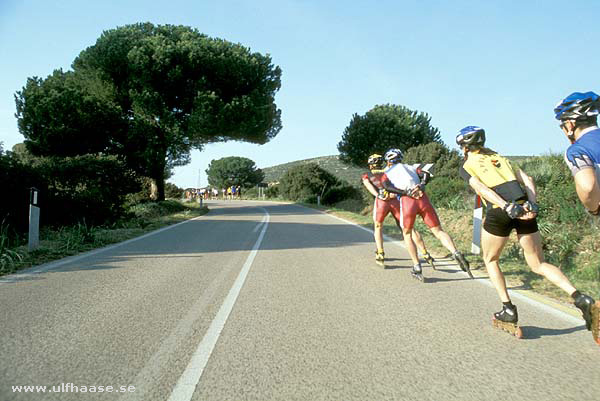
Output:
[278, 163, 339, 201]
[206, 156, 264, 189]
[15, 22, 282, 201]
[338, 104, 442, 167]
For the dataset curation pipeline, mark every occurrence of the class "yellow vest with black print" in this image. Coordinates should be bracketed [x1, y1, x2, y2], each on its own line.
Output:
[462, 151, 526, 208]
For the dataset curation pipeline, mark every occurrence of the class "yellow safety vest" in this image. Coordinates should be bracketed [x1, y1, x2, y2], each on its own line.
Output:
[462, 151, 526, 206]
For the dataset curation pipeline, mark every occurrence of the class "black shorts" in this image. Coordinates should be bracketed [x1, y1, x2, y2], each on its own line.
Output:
[483, 207, 539, 237]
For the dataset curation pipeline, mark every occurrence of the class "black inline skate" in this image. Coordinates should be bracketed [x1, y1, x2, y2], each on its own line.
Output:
[453, 251, 473, 279]
[492, 304, 522, 338]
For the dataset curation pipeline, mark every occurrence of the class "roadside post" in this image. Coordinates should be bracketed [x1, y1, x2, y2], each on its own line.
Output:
[471, 195, 483, 254]
[28, 187, 40, 251]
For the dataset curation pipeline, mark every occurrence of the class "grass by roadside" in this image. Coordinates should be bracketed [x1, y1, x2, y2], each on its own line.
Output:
[0, 200, 208, 277]
[301, 201, 600, 305]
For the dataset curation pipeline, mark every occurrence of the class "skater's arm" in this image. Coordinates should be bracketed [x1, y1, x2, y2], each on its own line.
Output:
[381, 178, 408, 196]
[467, 176, 510, 209]
[515, 169, 537, 203]
[361, 177, 380, 197]
[573, 168, 600, 214]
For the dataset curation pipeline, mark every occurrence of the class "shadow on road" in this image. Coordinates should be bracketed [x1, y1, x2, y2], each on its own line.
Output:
[520, 324, 586, 339]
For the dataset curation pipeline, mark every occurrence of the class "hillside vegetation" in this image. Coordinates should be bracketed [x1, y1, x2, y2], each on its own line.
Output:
[262, 155, 365, 186]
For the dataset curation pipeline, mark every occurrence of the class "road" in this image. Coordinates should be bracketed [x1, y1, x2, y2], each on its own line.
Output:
[1, 200, 598, 401]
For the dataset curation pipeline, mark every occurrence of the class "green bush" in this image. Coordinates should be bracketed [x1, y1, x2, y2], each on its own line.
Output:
[128, 200, 187, 219]
[0, 151, 45, 234]
[403, 142, 462, 179]
[265, 185, 279, 198]
[32, 155, 141, 227]
[278, 163, 339, 201]
[165, 182, 184, 199]
[322, 183, 363, 205]
[244, 187, 259, 198]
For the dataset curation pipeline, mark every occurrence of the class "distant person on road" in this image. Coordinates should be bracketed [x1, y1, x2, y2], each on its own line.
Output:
[361, 153, 434, 268]
[237, 185, 242, 199]
[554, 91, 600, 216]
[222, 188, 226, 200]
[227, 186, 233, 200]
[380, 148, 472, 281]
[457, 125, 598, 340]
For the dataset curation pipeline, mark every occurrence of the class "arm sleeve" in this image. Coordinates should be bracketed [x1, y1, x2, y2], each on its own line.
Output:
[565, 146, 595, 176]
[416, 167, 431, 185]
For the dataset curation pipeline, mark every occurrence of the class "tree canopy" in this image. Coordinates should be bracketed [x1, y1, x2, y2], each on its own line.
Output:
[337, 104, 441, 167]
[206, 156, 264, 189]
[15, 22, 282, 200]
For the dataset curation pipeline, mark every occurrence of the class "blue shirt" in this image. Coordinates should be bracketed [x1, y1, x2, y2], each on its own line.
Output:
[564, 127, 600, 180]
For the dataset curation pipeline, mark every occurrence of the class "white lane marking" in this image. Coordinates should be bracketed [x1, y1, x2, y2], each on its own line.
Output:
[0, 215, 207, 284]
[292, 203, 586, 325]
[252, 215, 268, 233]
[167, 208, 270, 401]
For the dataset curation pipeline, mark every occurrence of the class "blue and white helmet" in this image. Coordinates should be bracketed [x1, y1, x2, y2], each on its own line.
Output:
[384, 148, 403, 164]
[456, 126, 486, 149]
[554, 91, 600, 121]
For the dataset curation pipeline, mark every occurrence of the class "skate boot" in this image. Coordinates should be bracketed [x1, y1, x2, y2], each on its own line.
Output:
[422, 252, 436, 270]
[411, 264, 424, 282]
[573, 293, 600, 345]
[453, 251, 473, 279]
[492, 304, 522, 338]
[375, 250, 385, 268]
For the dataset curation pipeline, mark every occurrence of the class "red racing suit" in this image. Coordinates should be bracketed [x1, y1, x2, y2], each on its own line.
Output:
[362, 170, 402, 226]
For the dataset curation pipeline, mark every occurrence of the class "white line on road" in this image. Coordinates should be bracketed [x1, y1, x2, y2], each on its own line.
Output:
[167, 208, 270, 401]
[252, 215, 268, 233]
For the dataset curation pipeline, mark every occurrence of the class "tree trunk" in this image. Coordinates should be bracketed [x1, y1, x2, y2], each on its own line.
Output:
[149, 180, 159, 200]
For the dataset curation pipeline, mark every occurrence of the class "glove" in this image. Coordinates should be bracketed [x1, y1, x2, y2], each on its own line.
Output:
[409, 184, 424, 199]
[503, 202, 525, 219]
[588, 203, 600, 216]
[377, 188, 389, 200]
[522, 201, 539, 214]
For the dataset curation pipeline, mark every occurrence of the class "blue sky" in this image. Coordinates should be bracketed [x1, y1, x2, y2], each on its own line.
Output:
[1, 0, 599, 188]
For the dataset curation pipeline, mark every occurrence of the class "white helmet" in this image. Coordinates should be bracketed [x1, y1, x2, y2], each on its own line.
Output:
[384, 148, 403, 164]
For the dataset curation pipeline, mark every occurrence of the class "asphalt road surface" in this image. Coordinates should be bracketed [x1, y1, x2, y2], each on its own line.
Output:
[1, 200, 598, 401]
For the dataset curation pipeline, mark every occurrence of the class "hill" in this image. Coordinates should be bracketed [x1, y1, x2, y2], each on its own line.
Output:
[262, 155, 364, 186]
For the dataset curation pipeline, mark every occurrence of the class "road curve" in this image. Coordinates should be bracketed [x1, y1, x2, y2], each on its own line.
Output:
[0, 200, 597, 401]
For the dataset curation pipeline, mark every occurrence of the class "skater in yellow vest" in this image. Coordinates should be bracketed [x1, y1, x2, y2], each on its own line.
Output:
[457, 126, 598, 342]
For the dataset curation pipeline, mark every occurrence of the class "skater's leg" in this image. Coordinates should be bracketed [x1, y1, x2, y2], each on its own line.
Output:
[374, 221, 384, 253]
[411, 229, 428, 255]
[481, 230, 511, 302]
[402, 226, 420, 265]
[429, 225, 457, 254]
[518, 231, 577, 295]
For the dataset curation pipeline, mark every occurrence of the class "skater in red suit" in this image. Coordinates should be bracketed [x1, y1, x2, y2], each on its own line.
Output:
[361, 154, 433, 268]
[380, 148, 472, 281]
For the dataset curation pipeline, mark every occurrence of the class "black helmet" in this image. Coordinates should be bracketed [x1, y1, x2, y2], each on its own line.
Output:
[384, 148, 403, 164]
[456, 126, 486, 150]
[367, 153, 384, 169]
